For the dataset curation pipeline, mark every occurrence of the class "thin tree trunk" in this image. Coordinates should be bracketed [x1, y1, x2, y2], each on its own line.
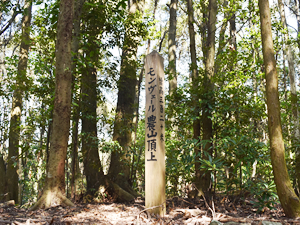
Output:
[229, 11, 237, 53]
[130, 66, 143, 184]
[229, 3, 241, 190]
[70, 0, 85, 201]
[278, 0, 299, 137]
[31, 0, 74, 210]
[71, 113, 79, 200]
[0, 155, 6, 201]
[295, 0, 300, 50]
[283, 0, 300, 191]
[259, 0, 300, 218]
[200, 0, 217, 195]
[21, 149, 28, 205]
[45, 112, 52, 175]
[186, 0, 201, 195]
[215, 0, 227, 76]
[168, 0, 177, 95]
[7, 0, 32, 204]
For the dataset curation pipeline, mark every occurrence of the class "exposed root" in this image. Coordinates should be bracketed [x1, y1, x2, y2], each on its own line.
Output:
[30, 190, 74, 211]
[107, 181, 135, 202]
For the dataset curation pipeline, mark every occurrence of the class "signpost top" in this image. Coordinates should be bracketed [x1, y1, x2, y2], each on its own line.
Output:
[146, 50, 164, 62]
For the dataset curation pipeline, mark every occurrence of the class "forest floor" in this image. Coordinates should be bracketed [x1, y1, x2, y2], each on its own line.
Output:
[1, 195, 300, 225]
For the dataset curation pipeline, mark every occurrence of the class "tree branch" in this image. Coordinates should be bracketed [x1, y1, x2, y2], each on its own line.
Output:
[159, 29, 168, 52]
[0, 5, 22, 36]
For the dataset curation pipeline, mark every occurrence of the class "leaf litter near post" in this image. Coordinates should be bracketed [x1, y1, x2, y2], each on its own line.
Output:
[0, 196, 300, 224]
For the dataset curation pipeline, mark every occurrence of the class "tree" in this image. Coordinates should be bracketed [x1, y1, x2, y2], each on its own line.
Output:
[108, 0, 145, 201]
[277, 0, 300, 191]
[7, 0, 32, 204]
[70, 0, 85, 200]
[259, 0, 300, 218]
[81, 51, 105, 196]
[200, 0, 217, 195]
[186, 0, 201, 195]
[168, 0, 178, 95]
[31, 0, 74, 210]
[80, 4, 106, 193]
[0, 0, 22, 36]
[0, 155, 5, 201]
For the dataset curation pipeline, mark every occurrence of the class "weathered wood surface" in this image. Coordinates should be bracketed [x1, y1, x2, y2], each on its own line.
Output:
[145, 50, 166, 216]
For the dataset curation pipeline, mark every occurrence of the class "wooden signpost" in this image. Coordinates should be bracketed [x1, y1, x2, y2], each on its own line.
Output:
[145, 50, 166, 216]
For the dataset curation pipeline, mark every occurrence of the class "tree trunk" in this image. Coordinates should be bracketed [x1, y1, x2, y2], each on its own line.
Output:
[168, 0, 177, 95]
[70, 111, 80, 200]
[295, 0, 300, 50]
[0, 155, 6, 201]
[200, 0, 217, 195]
[259, 0, 300, 218]
[7, 0, 32, 204]
[281, 0, 300, 191]
[229, 4, 242, 190]
[229, 11, 237, 53]
[108, 0, 144, 201]
[31, 0, 74, 210]
[278, 0, 299, 137]
[45, 112, 53, 175]
[81, 48, 105, 195]
[186, 0, 201, 195]
[70, 0, 85, 201]
[215, 0, 227, 76]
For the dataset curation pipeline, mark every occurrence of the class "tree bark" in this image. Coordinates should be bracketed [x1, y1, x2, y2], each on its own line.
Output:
[168, 0, 177, 95]
[0, 155, 6, 201]
[70, 0, 85, 201]
[108, 0, 144, 201]
[31, 0, 74, 210]
[81, 48, 105, 195]
[259, 0, 300, 218]
[186, 0, 201, 195]
[200, 0, 217, 195]
[7, 0, 32, 204]
[215, 0, 227, 76]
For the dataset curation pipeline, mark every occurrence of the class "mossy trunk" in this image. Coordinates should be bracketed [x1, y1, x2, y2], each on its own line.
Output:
[259, 0, 300, 218]
[81, 49, 105, 195]
[108, 0, 144, 201]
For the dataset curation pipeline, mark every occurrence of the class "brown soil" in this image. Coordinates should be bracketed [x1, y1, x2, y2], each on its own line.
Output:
[0, 196, 300, 224]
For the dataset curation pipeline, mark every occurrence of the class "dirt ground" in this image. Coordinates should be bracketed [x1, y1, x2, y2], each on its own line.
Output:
[1, 196, 300, 224]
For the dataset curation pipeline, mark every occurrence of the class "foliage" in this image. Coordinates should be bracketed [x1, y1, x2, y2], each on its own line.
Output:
[247, 178, 279, 212]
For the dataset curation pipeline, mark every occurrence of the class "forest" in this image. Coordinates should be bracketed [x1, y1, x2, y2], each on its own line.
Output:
[1, 0, 300, 223]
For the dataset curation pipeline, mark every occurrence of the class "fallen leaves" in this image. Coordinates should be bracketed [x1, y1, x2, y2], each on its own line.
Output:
[0, 195, 299, 224]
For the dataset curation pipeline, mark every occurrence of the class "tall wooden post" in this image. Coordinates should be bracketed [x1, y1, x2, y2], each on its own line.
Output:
[145, 50, 166, 216]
